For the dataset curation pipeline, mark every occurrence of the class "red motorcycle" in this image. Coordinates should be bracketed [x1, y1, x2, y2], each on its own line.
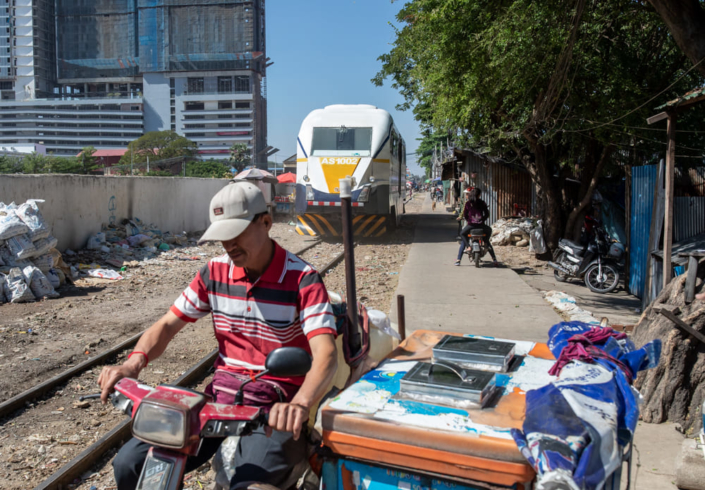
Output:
[110, 347, 312, 490]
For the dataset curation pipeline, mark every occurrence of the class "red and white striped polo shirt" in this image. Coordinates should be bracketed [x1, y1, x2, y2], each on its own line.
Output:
[170, 241, 336, 386]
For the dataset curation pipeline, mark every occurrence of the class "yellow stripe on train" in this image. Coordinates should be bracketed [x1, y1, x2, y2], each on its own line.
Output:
[295, 214, 390, 237]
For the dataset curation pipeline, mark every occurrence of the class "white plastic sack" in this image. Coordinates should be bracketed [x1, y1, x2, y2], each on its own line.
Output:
[31, 253, 54, 272]
[45, 268, 60, 289]
[0, 207, 30, 240]
[0, 245, 30, 268]
[6, 233, 37, 259]
[127, 234, 151, 247]
[33, 235, 58, 256]
[23, 265, 59, 298]
[87, 269, 124, 280]
[530, 220, 547, 254]
[16, 200, 50, 241]
[4, 267, 35, 303]
[86, 234, 102, 250]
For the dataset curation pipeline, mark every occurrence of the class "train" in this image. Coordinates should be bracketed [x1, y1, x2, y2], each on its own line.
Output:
[294, 104, 407, 237]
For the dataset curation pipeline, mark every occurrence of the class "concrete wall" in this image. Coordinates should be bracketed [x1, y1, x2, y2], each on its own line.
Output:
[0, 175, 229, 251]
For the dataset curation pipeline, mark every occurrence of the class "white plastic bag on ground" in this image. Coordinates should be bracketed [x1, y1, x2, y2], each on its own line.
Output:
[4, 267, 35, 303]
[33, 235, 58, 256]
[6, 233, 37, 259]
[31, 253, 54, 272]
[16, 200, 50, 241]
[23, 265, 59, 298]
[0, 206, 30, 240]
[87, 269, 124, 280]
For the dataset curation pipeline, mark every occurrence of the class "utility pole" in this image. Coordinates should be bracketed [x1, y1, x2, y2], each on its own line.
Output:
[147, 155, 150, 174]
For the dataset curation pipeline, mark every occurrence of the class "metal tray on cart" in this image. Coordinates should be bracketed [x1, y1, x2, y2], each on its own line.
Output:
[400, 361, 497, 406]
[432, 335, 515, 372]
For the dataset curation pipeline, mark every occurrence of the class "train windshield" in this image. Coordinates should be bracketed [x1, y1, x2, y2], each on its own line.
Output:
[311, 127, 372, 156]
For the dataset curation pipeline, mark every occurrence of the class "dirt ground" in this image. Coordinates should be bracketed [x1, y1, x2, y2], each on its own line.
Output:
[0, 196, 423, 490]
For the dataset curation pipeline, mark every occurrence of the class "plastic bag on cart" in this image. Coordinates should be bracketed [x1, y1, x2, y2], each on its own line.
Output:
[23, 265, 59, 298]
[511, 322, 661, 490]
[3, 267, 35, 303]
[16, 200, 50, 241]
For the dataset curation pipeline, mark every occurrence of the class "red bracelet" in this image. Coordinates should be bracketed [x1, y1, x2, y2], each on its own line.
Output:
[128, 351, 149, 367]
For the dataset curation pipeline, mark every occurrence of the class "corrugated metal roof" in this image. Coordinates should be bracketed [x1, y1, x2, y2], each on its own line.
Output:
[656, 85, 705, 110]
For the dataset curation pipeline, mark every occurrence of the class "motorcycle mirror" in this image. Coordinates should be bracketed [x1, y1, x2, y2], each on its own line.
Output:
[264, 347, 312, 377]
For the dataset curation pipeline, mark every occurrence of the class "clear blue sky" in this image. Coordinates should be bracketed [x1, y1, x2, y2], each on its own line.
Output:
[266, 0, 423, 176]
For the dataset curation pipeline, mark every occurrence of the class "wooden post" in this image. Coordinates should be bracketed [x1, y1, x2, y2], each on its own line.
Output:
[663, 114, 676, 289]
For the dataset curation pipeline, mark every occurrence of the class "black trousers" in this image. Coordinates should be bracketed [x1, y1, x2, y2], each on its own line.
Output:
[113, 426, 307, 490]
[457, 224, 497, 262]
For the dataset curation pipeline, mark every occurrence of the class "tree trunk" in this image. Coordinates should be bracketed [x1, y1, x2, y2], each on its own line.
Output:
[633, 258, 705, 433]
[647, 0, 705, 77]
[564, 144, 614, 238]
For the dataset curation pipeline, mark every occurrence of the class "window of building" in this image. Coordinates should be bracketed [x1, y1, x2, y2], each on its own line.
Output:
[218, 101, 232, 110]
[187, 77, 204, 94]
[169, 78, 175, 89]
[185, 102, 204, 111]
[218, 77, 232, 93]
[235, 102, 250, 109]
[185, 124, 205, 129]
[185, 114, 205, 120]
[234, 76, 250, 93]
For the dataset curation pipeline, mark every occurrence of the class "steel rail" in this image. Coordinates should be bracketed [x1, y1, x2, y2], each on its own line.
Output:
[33, 349, 220, 490]
[0, 330, 145, 419]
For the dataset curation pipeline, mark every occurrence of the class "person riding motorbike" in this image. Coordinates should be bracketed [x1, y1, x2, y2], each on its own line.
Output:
[99, 181, 338, 490]
[455, 188, 499, 266]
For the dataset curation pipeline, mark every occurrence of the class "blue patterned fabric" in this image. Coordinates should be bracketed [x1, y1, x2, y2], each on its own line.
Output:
[511, 322, 661, 489]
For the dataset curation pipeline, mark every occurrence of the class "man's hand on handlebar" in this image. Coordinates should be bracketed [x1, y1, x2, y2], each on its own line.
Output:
[97, 358, 143, 404]
[268, 402, 309, 441]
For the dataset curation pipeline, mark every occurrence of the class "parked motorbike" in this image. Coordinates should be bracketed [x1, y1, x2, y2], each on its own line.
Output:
[464, 228, 491, 268]
[110, 347, 312, 490]
[548, 224, 624, 293]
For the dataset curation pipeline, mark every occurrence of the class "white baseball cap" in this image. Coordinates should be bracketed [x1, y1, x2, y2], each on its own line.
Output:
[198, 180, 267, 244]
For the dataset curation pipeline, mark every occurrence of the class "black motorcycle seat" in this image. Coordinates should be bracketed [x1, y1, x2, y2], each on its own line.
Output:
[470, 229, 486, 237]
[560, 238, 585, 253]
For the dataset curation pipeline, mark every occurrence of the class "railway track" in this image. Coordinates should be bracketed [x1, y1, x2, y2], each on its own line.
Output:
[13, 239, 349, 490]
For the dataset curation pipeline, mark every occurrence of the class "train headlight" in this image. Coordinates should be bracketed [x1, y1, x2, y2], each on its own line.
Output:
[358, 185, 371, 203]
[303, 175, 310, 183]
[306, 184, 315, 200]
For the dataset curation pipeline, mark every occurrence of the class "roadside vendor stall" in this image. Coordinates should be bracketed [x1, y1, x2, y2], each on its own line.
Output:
[319, 327, 660, 490]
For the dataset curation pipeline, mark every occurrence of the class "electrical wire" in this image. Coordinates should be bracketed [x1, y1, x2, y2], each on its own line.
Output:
[563, 56, 705, 133]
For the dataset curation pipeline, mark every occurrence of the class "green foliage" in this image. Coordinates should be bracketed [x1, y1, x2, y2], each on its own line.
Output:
[375, 0, 705, 242]
[0, 155, 22, 174]
[145, 170, 174, 177]
[416, 129, 448, 176]
[185, 160, 232, 179]
[229, 143, 251, 173]
[121, 131, 197, 165]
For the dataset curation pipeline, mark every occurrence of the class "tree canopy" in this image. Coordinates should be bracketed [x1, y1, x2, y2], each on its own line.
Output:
[229, 143, 252, 173]
[120, 131, 197, 165]
[375, 0, 705, 245]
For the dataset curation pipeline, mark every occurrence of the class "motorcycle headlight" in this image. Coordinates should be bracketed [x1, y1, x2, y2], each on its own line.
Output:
[306, 184, 314, 200]
[358, 185, 371, 203]
[132, 402, 188, 448]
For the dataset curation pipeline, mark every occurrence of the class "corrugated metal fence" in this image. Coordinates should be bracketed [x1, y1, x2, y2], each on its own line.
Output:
[464, 154, 534, 225]
[675, 197, 705, 242]
[629, 165, 657, 298]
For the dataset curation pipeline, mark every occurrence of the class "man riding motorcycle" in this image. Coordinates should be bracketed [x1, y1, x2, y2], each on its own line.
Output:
[455, 188, 499, 266]
[98, 181, 338, 490]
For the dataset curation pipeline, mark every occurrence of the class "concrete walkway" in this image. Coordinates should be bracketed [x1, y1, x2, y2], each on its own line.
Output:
[391, 194, 561, 341]
[390, 193, 681, 490]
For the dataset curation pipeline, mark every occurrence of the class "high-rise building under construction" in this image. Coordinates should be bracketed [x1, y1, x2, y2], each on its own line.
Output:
[0, 0, 270, 162]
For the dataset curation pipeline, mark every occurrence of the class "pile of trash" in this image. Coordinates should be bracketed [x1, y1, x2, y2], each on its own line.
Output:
[543, 290, 601, 325]
[0, 200, 67, 303]
[64, 218, 197, 282]
[490, 217, 536, 247]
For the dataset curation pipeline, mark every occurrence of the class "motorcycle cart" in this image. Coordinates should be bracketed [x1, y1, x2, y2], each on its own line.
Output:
[319, 330, 630, 490]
